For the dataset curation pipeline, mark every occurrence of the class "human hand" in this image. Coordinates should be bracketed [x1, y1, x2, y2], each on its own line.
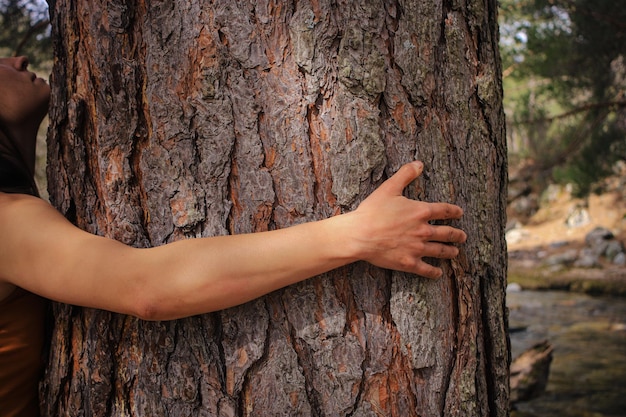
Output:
[348, 161, 466, 278]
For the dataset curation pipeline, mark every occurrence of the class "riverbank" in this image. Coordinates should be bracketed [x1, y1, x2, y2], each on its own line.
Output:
[505, 164, 626, 416]
[507, 165, 626, 297]
[508, 261, 626, 297]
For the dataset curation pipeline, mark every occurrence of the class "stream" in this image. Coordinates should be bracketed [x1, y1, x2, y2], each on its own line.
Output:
[507, 289, 626, 417]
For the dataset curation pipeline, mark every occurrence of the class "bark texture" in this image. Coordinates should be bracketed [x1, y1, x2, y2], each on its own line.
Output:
[43, 0, 509, 416]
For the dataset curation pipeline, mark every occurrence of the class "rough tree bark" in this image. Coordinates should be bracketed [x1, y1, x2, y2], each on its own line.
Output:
[42, 0, 509, 416]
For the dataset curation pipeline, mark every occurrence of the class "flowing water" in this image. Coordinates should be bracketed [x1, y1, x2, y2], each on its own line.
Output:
[507, 289, 626, 417]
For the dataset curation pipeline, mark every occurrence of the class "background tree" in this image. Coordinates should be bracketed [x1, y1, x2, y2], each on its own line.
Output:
[0, 0, 51, 64]
[500, 0, 626, 195]
[41, 0, 509, 416]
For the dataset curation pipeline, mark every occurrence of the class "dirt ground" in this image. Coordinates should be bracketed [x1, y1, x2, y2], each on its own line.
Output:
[506, 177, 626, 295]
[507, 186, 626, 253]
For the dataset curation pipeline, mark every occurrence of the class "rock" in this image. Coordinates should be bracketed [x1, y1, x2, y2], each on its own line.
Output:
[510, 340, 554, 405]
[565, 205, 591, 228]
[590, 239, 611, 257]
[573, 248, 601, 268]
[614, 252, 626, 266]
[511, 195, 538, 218]
[605, 240, 625, 261]
[543, 249, 579, 267]
[539, 183, 563, 204]
[506, 228, 529, 245]
[585, 227, 614, 246]
[507, 283, 523, 292]
[582, 227, 625, 265]
[549, 240, 569, 249]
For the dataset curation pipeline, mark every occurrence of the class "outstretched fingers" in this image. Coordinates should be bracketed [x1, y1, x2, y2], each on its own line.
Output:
[422, 202, 464, 221]
[413, 261, 445, 279]
[421, 241, 460, 259]
[408, 243, 460, 279]
[376, 161, 424, 196]
[353, 161, 469, 279]
[426, 224, 467, 245]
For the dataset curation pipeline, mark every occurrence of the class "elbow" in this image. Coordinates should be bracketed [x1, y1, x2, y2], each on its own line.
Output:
[125, 285, 173, 321]
[121, 260, 183, 321]
[128, 285, 202, 321]
[132, 299, 164, 321]
[97, 247, 182, 321]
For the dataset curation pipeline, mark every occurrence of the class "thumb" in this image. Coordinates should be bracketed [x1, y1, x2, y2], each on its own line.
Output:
[379, 161, 423, 195]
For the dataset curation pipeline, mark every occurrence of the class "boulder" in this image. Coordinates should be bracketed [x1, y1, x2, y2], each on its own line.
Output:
[605, 240, 625, 261]
[573, 248, 601, 268]
[510, 340, 554, 405]
[614, 252, 626, 266]
[565, 205, 590, 228]
[585, 227, 614, 247]
[543, 249, 579, 267]
[583, 227, 626, 264]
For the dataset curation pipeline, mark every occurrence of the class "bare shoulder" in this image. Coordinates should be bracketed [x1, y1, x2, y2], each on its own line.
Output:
[0, 190, 31, 205]
[0, 192, 65, 226]
[0, 191, 51, 213]
[0, 193, 46, 295]
[0, 192, 76, 251]
[0, 192, 72, 287]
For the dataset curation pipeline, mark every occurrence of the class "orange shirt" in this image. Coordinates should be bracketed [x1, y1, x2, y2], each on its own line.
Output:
[0, 287, 46, 417]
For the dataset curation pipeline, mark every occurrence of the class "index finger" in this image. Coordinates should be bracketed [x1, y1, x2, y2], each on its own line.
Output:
[422, 202, 464, 221]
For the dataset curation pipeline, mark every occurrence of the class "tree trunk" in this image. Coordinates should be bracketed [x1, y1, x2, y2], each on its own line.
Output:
[43, 0, 509, 416]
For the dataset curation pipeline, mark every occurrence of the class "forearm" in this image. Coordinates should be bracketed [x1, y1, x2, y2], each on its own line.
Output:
[2, 162, 465, 321]
[1, 193, 359, 320]
[137, 214, 359, 320]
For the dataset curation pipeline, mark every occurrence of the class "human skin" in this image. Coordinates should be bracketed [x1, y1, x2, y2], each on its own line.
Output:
[0, 56, 50, 175]
[0, 56, 467, 320]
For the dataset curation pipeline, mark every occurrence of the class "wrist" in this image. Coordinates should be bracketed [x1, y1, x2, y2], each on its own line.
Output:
[322, 211, 366, 265]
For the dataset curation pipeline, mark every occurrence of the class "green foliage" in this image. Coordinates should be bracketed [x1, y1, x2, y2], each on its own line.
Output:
[0, 0, 52, 66]
[500, 0, 626, 195]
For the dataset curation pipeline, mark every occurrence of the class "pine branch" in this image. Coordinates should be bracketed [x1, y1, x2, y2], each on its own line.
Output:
[14, 18, 50, 56]
[516, 99, 626, 125]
